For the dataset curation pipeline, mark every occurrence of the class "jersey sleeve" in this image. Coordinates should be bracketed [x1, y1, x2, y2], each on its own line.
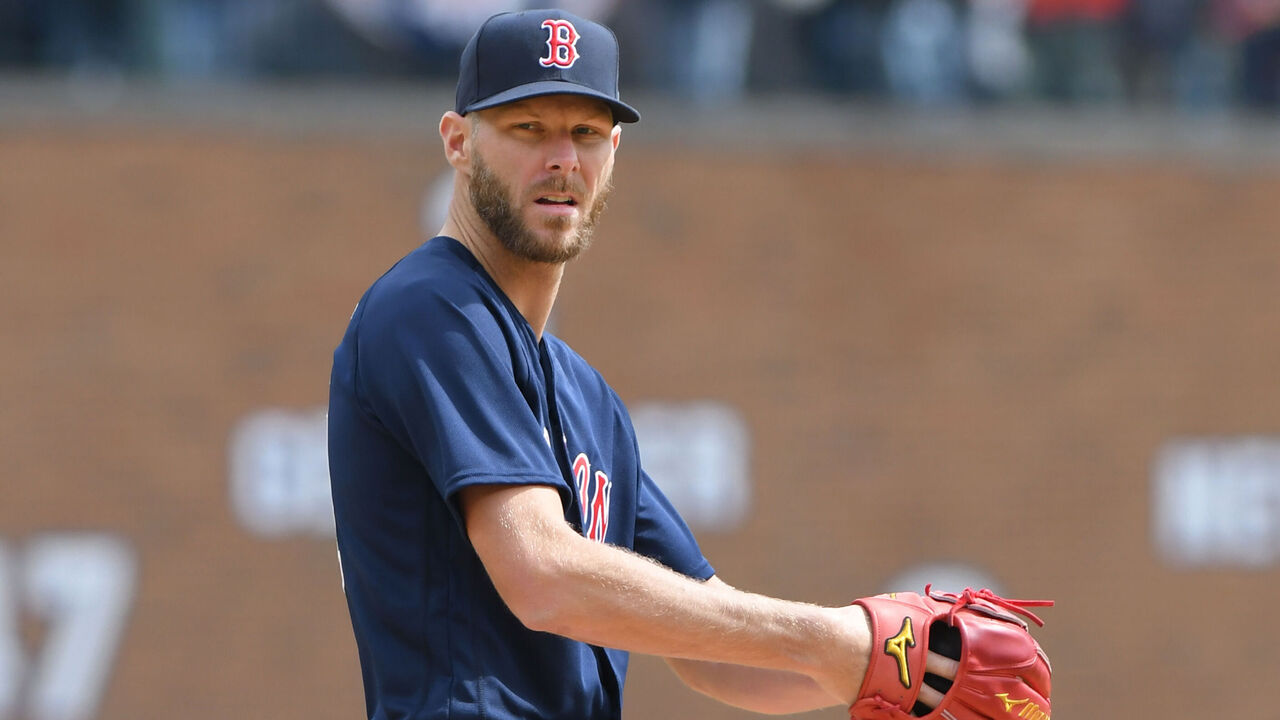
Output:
[352, 280, 564, 520]
[633, 468, 714, 581]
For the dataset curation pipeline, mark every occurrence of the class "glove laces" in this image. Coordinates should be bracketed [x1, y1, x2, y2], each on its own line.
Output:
[849, 694, 915, 720]
[925, 584, 1053, 627]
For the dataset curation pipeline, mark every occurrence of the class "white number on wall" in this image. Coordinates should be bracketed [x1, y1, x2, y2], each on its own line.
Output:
[227, 402, 754, 537]
[0, 533, 136, 720]
[631, 401, 752, 533]
[1154, 436, 1280, 567]
[229, 408, 335, 538]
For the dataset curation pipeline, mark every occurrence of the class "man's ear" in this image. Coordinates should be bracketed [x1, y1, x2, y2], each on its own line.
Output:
[440, 111, 471, 172]
[611, 123, 621, 151]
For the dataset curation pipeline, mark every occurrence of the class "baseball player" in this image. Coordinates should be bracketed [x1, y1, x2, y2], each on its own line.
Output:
[327, 9, 1050, 720]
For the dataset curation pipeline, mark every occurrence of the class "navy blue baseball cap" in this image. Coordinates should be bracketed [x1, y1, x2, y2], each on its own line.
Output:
[455, 9, 640, 124]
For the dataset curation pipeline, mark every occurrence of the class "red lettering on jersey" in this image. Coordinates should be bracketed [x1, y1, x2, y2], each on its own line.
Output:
[540, 19, 580, 69]
[570, 452, 611, 542]
[572, 453, 592, 528]
[588, 470, 611, 542]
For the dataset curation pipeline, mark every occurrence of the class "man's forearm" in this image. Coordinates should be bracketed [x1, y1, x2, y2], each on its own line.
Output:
[534, 535, 836, 667]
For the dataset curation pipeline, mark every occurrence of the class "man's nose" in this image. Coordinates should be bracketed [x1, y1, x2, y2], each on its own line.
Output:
[544, 132, 580, 174]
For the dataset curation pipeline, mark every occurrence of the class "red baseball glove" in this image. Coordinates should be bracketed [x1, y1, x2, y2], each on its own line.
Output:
[849, 586, 1052, 720]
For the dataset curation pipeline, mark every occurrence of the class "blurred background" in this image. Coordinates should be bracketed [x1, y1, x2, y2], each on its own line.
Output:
[3, 0, 1280, 109]
[2, 0, 1279, 719]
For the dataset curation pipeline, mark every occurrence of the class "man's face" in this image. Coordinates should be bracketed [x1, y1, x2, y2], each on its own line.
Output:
[467, 95, 620, 264]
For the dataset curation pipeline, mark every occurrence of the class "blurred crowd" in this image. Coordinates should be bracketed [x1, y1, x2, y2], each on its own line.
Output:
[2, 0, 1280, 112]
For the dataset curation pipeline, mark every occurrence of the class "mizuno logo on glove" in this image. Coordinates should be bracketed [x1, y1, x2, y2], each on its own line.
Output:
[884, 617, 916, 688]
[995, 693, 1049, 720]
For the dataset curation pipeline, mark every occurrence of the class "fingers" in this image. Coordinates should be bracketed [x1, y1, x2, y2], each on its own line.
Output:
[925, 650, 959, 680]
[916, 651, 958, 711]
[918, 682, 946, 709]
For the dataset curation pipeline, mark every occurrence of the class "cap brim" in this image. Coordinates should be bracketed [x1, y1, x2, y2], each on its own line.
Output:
[461, 80, 640, 124]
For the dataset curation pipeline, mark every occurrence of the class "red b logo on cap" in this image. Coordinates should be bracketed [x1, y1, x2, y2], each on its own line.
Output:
[540, 19, 580, 68]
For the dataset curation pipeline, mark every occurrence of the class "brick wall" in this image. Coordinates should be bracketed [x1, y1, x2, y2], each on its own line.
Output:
[2, 116, 1276, 720]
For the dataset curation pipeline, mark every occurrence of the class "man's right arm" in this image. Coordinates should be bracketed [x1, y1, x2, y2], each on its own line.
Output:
[458, 482, 872, 705]
[662, 576, 847, 714]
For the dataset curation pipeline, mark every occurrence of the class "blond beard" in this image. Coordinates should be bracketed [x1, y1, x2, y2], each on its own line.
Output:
[469, 151, 613, 264]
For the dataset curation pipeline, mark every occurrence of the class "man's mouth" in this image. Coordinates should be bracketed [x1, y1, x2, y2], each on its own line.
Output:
[535, 195, 577, 206]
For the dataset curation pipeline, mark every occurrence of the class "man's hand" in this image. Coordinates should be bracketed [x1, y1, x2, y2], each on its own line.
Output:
[848, 586, 1052, 720]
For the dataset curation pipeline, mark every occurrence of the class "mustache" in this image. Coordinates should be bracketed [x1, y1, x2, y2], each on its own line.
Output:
[528, 176, 587, 197]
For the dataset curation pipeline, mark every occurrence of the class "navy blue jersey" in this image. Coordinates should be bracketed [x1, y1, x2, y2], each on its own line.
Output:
[328, 236, 714, 720]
